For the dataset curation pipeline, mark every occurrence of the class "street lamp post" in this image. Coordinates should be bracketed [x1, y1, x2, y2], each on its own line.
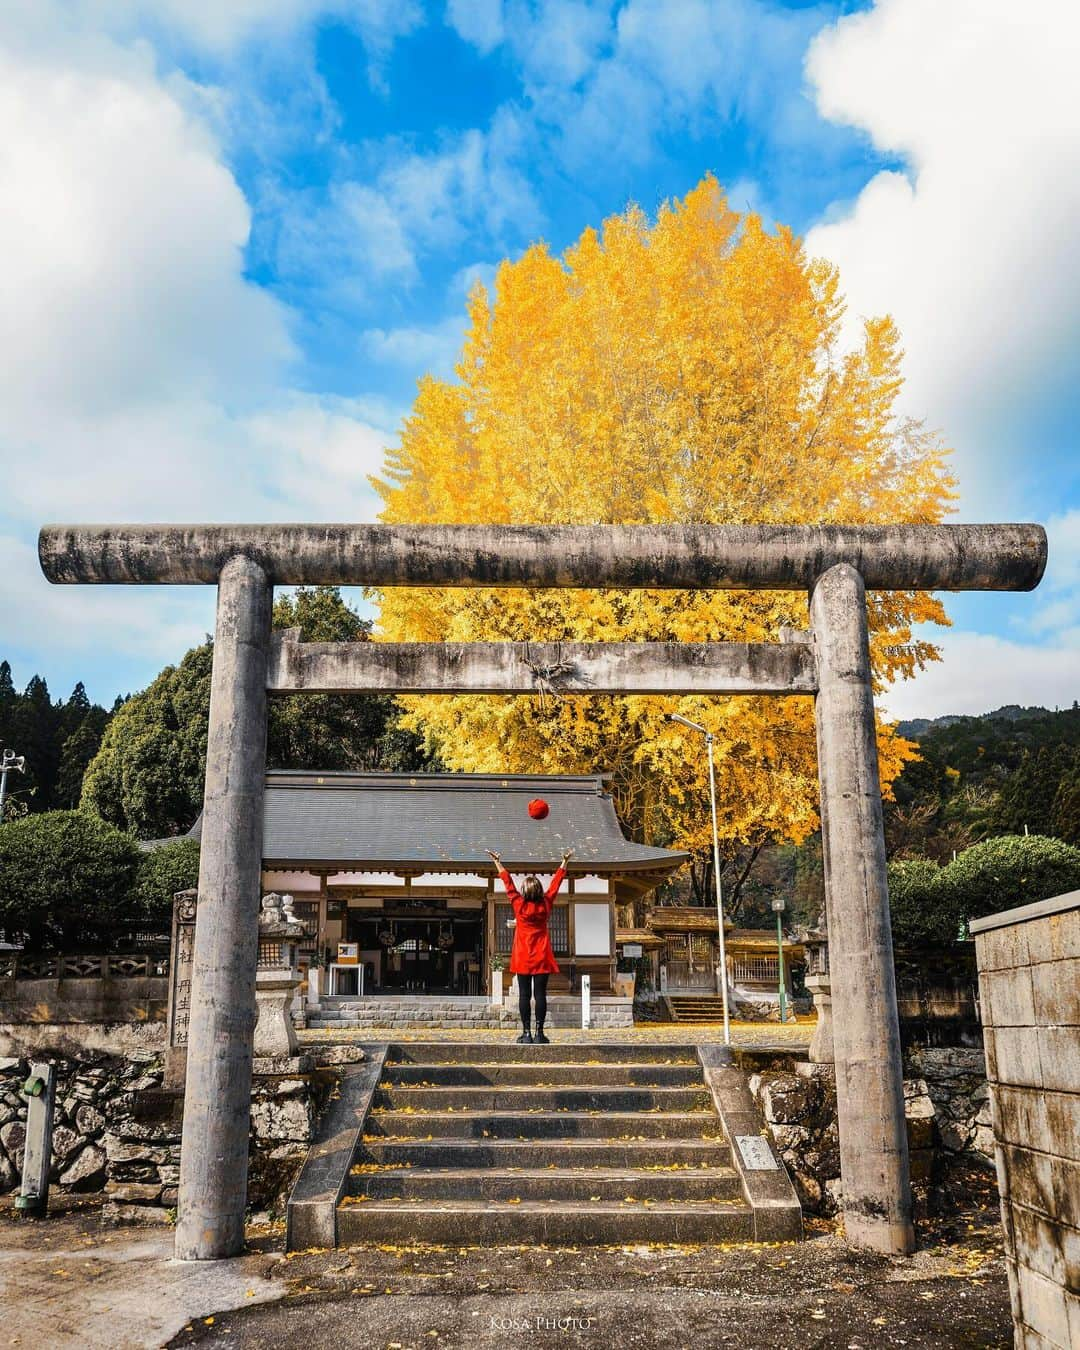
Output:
[666, 714, 731, 1045]
[0, 750, 26, 823]
[772, 896, 789, 1024]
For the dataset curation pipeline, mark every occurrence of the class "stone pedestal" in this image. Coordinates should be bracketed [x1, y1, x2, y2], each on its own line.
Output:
[252, 893, 306, 1062]
[806, 973, 834, 1064]
[254, 969, 302, 1059]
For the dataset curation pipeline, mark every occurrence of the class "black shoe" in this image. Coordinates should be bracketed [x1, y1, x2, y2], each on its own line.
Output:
[516, 1030, 533, 1043]
[534, 1029, 550, 1044]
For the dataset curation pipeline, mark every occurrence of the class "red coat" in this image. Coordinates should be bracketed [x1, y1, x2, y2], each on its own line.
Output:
[499, 865, 566, 976]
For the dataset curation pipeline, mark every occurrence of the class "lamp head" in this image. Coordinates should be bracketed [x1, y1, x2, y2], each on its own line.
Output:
[666, 712, 708, 736]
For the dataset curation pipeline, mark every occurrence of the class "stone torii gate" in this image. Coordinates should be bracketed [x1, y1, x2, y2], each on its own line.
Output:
[39, 522, 1046, 1261]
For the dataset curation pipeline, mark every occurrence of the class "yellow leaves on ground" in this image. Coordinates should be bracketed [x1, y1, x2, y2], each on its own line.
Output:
[373, 175, 955, 851]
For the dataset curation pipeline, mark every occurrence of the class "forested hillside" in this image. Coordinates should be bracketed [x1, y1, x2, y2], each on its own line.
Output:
[0, 663, 117, 817]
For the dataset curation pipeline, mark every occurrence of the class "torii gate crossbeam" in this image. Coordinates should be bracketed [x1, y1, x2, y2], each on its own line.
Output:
[38, 522, 1047, 1262]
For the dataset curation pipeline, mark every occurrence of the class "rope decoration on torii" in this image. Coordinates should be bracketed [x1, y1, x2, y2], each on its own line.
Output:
[520, 640, 594, 712]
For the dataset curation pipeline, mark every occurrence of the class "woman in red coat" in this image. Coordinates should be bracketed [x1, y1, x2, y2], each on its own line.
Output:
[487, 846, 573, 1043]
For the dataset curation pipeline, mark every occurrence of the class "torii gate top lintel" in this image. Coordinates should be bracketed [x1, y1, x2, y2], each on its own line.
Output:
[38, 521, 1046, 591]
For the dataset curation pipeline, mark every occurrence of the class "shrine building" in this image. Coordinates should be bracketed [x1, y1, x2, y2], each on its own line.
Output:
[196, 770, 688, 999]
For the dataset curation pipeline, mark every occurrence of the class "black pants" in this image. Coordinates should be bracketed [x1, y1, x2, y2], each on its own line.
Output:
[517, 973, 549, 1030]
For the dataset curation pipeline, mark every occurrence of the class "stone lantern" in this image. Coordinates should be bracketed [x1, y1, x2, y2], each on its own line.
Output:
[254, 893, 306, 1063]
[796, 915, 833, 1064]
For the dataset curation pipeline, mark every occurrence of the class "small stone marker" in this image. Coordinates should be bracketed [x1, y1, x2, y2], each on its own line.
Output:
[16, 1062, 56, 1215]
[735, 1135, 779, 1171]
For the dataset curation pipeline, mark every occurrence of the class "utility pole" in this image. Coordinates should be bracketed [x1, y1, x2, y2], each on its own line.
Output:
[0, 749, 26, 823]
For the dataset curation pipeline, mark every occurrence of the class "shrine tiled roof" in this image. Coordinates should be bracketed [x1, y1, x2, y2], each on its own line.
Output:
[187, 771, 689, 876]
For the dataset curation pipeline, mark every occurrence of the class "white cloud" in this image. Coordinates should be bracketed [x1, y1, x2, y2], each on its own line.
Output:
[30, 1, 423, 67]
[269, 109, 540, 312]
[448, 0, 827, 173]
[805, 0, 1080, 515]
[361, 318, 466, 378]
[0, 9, 397, 679]
[881, 630, 1079, 721]
[446, 0, 505, 55]
[0, 40, 293, 419]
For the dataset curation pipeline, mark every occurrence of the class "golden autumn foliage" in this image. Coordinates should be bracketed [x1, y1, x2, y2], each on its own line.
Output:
[371, 176, 956, 861]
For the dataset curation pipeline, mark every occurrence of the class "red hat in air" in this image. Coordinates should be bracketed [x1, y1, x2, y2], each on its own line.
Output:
[527, 798, 550, 819]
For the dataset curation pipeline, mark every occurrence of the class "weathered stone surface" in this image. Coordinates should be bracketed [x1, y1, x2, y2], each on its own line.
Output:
[39, 521, 1048, 590]
[0, 1120, 25, 1156]
[75, 1103, 106, 1136]
[104, 1135, 170, 1165]
[760, 1075, 811, 1124]
[312, 1045, 366, 1067]
[60, 1143, 106, 1189]
[250, 1096, 315, 1142]
[105, 1180, 162, 1203]
[51, 1125, 82, 1160]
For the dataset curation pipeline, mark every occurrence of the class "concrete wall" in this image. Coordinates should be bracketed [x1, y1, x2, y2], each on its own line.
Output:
[0, 976, 168, 1028]
[972, 890, 1080, 1350]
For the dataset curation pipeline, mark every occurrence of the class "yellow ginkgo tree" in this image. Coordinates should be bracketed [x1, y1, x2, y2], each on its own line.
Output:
[370, 176, 955, 904]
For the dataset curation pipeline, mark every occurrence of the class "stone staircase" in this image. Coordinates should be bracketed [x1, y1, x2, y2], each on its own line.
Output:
[666, 994, 730, 1024]
[288, 1041, 802, 1246]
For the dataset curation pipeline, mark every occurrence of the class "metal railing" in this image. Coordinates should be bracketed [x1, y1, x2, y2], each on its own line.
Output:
[730, 955, 780, 984]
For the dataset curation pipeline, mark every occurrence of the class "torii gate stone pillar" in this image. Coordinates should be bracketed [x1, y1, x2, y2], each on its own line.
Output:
[37, 521, 1046, 1260]
[175, 556, 272, 1260]
[811, 564, 913, 1252]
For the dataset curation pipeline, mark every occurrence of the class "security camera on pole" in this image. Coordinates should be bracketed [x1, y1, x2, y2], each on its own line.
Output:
[666, 713, 731, 1046]
[0, 749, 26, 823]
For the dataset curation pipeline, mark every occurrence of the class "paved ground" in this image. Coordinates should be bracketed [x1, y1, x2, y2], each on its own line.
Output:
[0, 1165, 1010, 1350]
[298, 1018, 815, 1050]
[0, 1199, 285, 1349]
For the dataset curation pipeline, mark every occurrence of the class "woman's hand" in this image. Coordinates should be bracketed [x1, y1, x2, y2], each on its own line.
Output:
[486, 849, 502, 866]
[561, 847, 574, 865]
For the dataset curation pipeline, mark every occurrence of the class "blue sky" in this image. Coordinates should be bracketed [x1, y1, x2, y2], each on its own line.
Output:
[1, 0, 1078, 720]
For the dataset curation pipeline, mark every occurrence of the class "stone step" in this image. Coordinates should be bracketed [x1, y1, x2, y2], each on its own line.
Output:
[382, 1061, 706, 1087]
[372, 1085, 713, 1112]
[346, 1165, 743, 1203]
[364, 1109, 724, 1140]
[379, 1042, 701, 1065]
[336, 1196, 754, 1245]
[356, 1137, 732, 1169]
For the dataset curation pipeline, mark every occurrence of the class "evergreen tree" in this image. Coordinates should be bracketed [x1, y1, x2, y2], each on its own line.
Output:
[81, 587, 440, 838]
[992, 745, 1079, 836]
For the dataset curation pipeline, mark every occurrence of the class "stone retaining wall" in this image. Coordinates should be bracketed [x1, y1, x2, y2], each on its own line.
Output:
[0, 1048, 345, 1219]
[748, 1048, 993, 1216]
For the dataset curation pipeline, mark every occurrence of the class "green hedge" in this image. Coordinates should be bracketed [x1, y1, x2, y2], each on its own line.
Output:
[887, 834, 1080, 947]
[133, 837, 201, 926]
[0, 810, 143, 949]
[0, 811, 201, 950]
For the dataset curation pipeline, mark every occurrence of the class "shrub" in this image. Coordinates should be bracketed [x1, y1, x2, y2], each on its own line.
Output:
[0, 810, 143, 949]
[944, 833, 1080, 930]
[887, 857, 949, 946]
[133, 838, 200, 926]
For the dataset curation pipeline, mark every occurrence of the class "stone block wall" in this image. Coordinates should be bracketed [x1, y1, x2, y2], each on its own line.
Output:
[748, 1049, 994, 1216]
[972, 891, 1080, 1350]
[0, 1048, 339, 1219]
[309, 994, 634, 1030]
